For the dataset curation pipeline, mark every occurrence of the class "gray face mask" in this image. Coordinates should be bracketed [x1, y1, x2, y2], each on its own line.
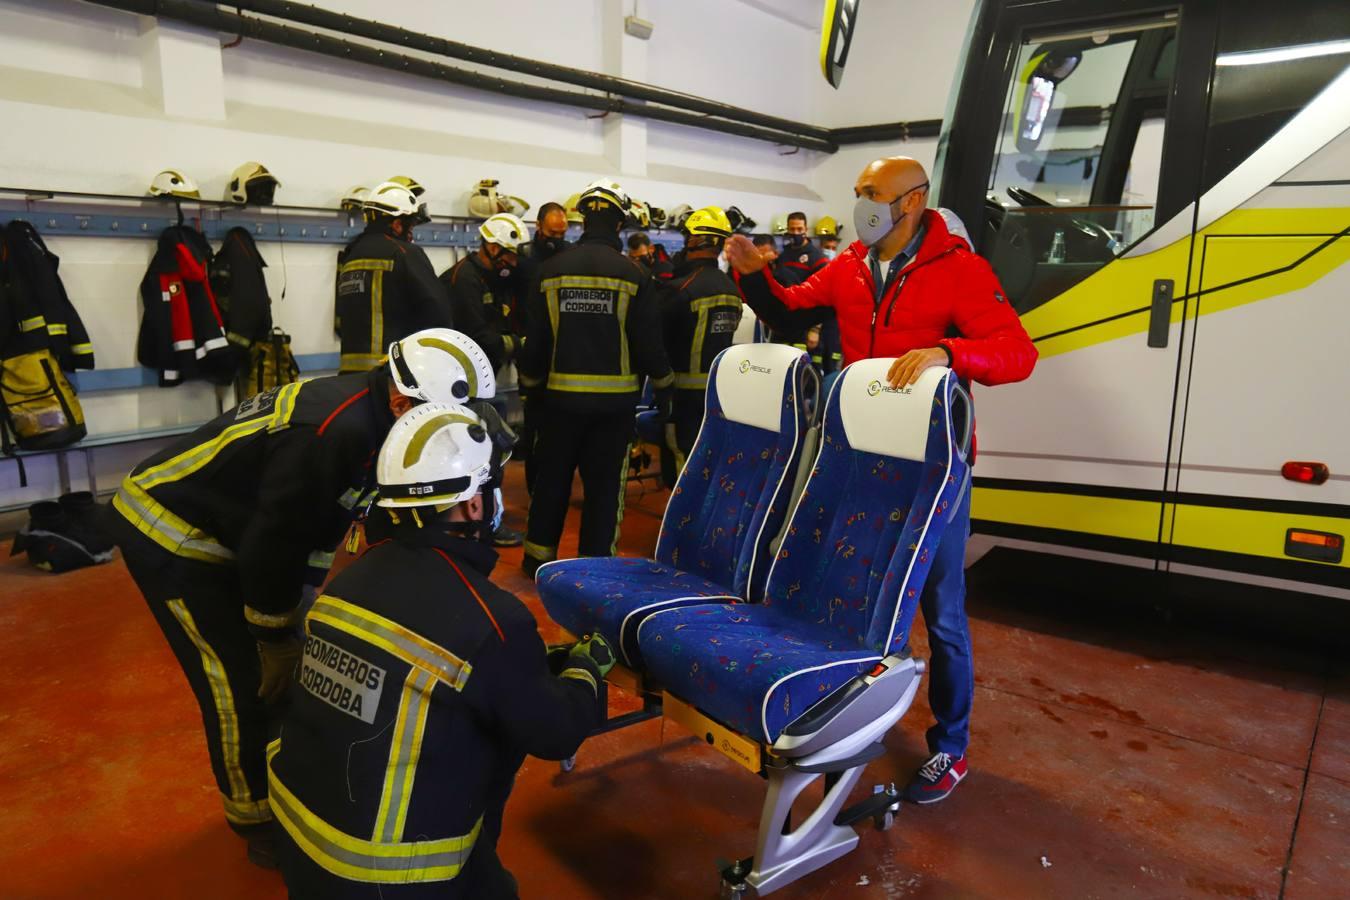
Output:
[851, 182, 928, 247]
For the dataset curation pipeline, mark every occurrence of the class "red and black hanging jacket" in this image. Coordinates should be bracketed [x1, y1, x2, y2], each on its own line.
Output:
[136, 225, 236, 387]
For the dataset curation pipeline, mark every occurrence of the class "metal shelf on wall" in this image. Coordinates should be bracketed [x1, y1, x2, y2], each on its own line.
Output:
[0, 187, 487, 248]
[0, 185, 692, 249]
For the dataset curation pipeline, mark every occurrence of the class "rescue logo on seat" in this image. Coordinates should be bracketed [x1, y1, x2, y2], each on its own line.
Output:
[299, 634, 386, 723]
[739, 359, 772, 375]
[867, 379, 912, 397]
[559, 288, 615, 315]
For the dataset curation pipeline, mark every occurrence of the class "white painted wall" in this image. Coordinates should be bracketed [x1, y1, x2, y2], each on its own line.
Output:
[0, 0, 972, 508]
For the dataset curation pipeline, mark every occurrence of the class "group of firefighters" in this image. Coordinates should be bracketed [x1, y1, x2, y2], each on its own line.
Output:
[108, 157, 1037, 898]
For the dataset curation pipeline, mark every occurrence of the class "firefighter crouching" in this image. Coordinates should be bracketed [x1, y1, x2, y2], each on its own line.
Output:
[517, 178, 674, 579]
[269, 402, 614, 899]
[658, 206, 744, 486]
[106, 329, 491, 868]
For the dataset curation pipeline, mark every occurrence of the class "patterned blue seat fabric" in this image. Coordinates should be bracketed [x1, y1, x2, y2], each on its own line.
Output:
[538, 344, 811, 667]
[639, 361, 970, 745]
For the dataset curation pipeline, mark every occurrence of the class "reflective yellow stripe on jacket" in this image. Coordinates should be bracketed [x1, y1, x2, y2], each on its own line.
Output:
[268, 740, 482, 885]
[373, 669, 436, 843]
[112, 382, 303, 563]
[307, 595, 473, 691]
[340, 259, 394, 367]
[676, 294, 740, 392]
[112, 479, 235, 564]
[541, 275, 639, 393]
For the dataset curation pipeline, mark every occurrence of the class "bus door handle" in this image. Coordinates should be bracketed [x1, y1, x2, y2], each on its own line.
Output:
[1148, 279, 1173, 348]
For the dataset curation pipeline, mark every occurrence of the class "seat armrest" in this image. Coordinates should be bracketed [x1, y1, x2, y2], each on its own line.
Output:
[772, 655, 924, 758]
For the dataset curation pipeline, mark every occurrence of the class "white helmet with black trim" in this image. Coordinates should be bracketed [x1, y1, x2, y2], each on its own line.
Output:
[363, 181, 422, 219]
[225, 162, 280, 206]
[578, 178, 631, 217]
[375, 403, 493, 509]
[479, 213, 529, 252]
[148, 169, 200, 199]
[388, 328, 496, 404]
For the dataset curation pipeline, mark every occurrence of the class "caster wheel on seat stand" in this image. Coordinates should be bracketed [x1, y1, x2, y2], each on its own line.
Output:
[560, 755, 576, 773]
[874, 809, 896, 831]
[719, 857, 756, 899]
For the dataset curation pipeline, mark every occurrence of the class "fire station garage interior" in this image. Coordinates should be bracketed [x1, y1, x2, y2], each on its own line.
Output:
[1, 1, 1347, 898]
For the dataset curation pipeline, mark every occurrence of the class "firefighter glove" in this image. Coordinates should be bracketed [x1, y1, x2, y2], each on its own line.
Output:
[569, 633, 616, 678]
[257, 636, 303, 704]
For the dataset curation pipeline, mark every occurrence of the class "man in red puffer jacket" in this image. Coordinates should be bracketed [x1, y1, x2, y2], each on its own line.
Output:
[727, 155, 1037, 805]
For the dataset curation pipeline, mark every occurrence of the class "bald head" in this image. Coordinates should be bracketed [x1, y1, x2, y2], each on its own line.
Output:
[854, 156, 929, 203]
[852, 156, 931, 259]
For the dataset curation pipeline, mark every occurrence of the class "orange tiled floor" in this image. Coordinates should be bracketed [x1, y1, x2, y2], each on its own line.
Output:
[0, 461, 1346, 899]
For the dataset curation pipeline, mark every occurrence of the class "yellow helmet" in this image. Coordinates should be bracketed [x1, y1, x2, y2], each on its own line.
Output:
[684, 206, 733, 238]
[564, 193, 584, 224]
[772, 214, 789, 235]
[814, 215, 840, 237]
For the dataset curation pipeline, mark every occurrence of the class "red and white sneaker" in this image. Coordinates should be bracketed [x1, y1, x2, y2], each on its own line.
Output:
[903, 752, 967, 804]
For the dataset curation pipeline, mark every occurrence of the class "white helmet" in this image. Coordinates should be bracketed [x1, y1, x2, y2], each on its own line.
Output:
[479, 213, 529, 251]
[376, 402, 493, 509]
[578, 178, 630, 217]
[666, 203, 693, 230]
[388, 175, 430, 223]
[363, 181, 422, 219]
[388, 328, 496, 404]
[148, 169, 200, 199]
[340, 185, 369, 212]
[225, 162, 279, 205]
[467, 178, 530, 219]
[626, 199, 651, 229]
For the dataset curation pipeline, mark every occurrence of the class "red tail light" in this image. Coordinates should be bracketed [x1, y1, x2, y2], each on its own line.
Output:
[1282, 461, 1330, 485]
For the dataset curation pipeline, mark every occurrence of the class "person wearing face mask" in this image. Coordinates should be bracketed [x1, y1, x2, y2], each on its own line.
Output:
[517, 179, 674, 580]
[627, 232, 655, 269]
[335, 182, 454, 373]
[269, 402, 611, 899]
[766, 212, 840, 376]
[725, 155, 1037, 807]
[440, 213, 531, 548]
[509, 202, 571, 494]
[441, 213, 530, 373]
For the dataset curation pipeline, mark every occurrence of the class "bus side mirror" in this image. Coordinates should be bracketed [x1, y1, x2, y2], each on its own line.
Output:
[1017, 75, 1056, 151]
[1016, 50, 1081, 152]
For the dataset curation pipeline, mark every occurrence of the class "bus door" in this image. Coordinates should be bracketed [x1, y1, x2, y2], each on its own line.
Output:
[934, 0, 1214, 566]
[1163, 0, 1350, 595]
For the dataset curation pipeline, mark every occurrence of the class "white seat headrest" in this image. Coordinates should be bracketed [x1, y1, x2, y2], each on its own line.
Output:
[837, 360, 951, 461]
[712, 343, 806, 433]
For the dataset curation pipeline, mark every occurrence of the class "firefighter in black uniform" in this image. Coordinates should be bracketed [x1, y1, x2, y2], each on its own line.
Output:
[440, 212, 530, 372]
[270, 402, 613, 899]
[659, 207, 743, 486]
[439, 212, 531, 547]
[769, 210, 841, 375]
[106, 330, 488, 867]
[336, 181, 465, 373]
[510, 202, 570, 493]
[518, 179, 674, 578]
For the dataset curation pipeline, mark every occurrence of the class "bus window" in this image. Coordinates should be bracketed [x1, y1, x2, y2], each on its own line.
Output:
[983, 18, 1177, 314]
[1204, 0, 1350, 193]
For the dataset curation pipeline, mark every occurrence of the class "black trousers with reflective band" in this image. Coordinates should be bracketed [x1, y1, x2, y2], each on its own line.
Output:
[116, 529, 272, 831]
[524, 404, 632, 562]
